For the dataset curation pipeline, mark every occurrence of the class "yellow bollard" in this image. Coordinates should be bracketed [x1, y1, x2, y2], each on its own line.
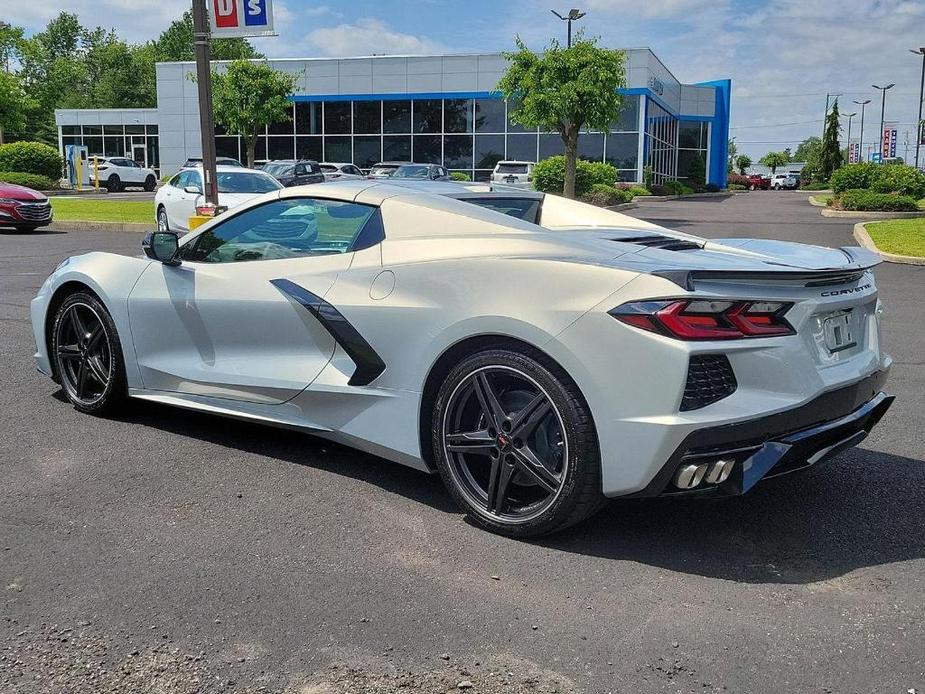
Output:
[188, 215, 211, 230]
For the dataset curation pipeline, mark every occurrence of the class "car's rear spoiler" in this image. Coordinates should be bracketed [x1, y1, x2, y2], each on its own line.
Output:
[652, 246, 882, 291]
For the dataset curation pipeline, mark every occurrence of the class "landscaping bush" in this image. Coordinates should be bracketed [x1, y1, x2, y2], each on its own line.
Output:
[0, 141, 64, 181]
[663, 180, 685, 196]
[800, 180, 830, 191]
[705, 183, 721, 193]
[726, 173, 751, 187]
[581, 183, 630, 207]
[627, 185, 650, 197]
[830, 162, 879, 194]
[585, 161, 618, 187]
[869, 165, 925, 199]
[837, 188, 919, 212]
[532, 155, 594, 197]
[727, 183, 747, 191]
[648, 183, 672, 196]
[0, 171, 58, 191]
[450, 171, 471, 182]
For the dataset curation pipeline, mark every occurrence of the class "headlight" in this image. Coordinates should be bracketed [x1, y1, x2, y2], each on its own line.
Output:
[0, 198, 22, 206]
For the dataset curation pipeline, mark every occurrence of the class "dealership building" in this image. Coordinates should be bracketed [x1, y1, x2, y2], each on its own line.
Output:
[54, 50, 730, 186]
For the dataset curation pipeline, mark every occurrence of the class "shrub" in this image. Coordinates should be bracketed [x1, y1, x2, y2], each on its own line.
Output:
[585, 161, 618, 187]
[705, 183, 721, 193]
[837, 188, 919, 212]
[532, 155, 594, 197]
[727, 183, 747, 191]
[830, 162, 879, 193]
[627, 185, 650, 197]
[869, 165, 925, 199]
[726, 173, 751, 187]
[0, 171, 58, 190]
[648, 183, 672, 196]
[450, 171, 471, 182]
[581, 183, 630, 207]
[0, 141, 64, 181]
[663, 180, 685, 196]
[800, 180, 830, 191]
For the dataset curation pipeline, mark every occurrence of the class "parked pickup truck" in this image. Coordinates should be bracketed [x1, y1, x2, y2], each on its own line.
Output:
[747, 174, 771, 190]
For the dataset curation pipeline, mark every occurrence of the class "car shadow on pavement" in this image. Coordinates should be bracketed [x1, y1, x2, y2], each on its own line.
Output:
[541, 447, 925, 584]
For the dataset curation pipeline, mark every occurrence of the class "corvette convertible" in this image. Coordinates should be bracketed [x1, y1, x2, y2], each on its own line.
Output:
[31, 181, 893, 537]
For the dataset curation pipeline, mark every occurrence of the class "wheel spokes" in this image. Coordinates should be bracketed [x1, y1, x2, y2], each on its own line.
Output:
[445, 429, 495, 455]
[85, 354, 109, 386]
[471, 372, 506, 429]
[68, 305, 89, 344]
[511, 445, 560, 494]
[509, 392, 552, 439]
[57, 344, 81, 361]
[486, 456, 515, 513]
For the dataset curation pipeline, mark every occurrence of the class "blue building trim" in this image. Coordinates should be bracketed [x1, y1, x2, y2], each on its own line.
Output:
[695, 79, 731, 188]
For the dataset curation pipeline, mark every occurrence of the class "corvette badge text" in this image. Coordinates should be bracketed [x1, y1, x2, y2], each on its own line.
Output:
[822, 283, 871, 297]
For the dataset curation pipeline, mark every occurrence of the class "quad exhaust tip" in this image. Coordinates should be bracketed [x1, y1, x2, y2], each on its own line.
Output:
[674, 458, 735, 490]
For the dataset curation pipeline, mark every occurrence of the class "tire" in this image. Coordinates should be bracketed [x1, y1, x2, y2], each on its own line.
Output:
[106, 174, 122, 193]
[144, 175, 156, 192]
[432, 348, 603, 538]
[773, 184, 781, 190]
[156, 206, 170, 232]
[50, 291, 127, 415]
[748, 184, 756, 191]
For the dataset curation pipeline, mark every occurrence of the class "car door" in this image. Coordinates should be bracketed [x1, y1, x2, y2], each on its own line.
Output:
[128, 196, 382, 404]
[168, 171, 201, 230]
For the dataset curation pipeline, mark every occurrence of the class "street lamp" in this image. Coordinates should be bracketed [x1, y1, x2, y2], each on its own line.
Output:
[910, 48, 925, 170]
[551, 8, 586, 48]
[843, 112, 856, 164]
[853, 99, 871, 162]
[872, 83, 895, 161]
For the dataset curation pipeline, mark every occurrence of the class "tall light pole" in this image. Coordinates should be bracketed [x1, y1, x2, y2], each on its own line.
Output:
[822, 93, 842, 142]
[192, 0, 219, 206]
[911, 48, 925, 170]
[853, 99, 871, 162]
[844, 112, 856, 164]
[872, 83, 895, 161]
[551, 8, 586, 47]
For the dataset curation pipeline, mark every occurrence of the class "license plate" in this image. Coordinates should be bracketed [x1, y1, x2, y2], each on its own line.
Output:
[823, 312, 856, 353]
[504, 176, 518, 183]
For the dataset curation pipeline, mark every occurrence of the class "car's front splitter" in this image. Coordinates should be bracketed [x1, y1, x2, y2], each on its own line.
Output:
[630, 370, 893, 498]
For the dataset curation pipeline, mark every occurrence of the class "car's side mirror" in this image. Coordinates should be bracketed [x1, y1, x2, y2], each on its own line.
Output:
[143, 231, 181, 266]
[184, 185, 202, 195]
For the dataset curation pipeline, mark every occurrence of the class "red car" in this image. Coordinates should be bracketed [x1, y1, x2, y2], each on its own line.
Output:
[747, 174, 771, 190]
[0, 182, 53, 231]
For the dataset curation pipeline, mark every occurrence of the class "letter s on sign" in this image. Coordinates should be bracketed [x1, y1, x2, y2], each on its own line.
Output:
[248, 0, 260, 13]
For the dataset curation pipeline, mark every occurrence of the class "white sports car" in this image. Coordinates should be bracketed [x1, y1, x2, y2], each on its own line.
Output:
[31, 181, 893, 537]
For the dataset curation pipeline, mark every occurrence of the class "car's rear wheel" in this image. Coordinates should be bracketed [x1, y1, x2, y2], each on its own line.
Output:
[144, 175, 156, 192]
[106, 174, 122, 193]
[156, 206, 170, 232]
[51, 292, 127, 415]
[432, 348, 603, 538]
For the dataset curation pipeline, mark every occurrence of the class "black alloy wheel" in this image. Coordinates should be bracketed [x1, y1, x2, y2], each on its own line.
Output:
[52, 292, 127, 414]
[107, 174, 121, 192]
[144, 175, 157, 192]
[433, 349, 603, 537]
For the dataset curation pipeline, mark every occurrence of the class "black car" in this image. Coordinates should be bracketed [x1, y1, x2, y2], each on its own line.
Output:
[262, 160, 326, 187]
[390, 163, 452, 181]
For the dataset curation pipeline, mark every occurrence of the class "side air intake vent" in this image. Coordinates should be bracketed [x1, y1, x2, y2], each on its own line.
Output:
[612, 234, 703, 251]
[681, 354, 737, 411]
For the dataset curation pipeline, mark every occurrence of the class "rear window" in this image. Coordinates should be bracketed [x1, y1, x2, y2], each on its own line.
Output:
[463, 197, 542, 224]
[496, 163, 529, 174]
[320, 164, 337, 172]
[216, 171, 283, 193]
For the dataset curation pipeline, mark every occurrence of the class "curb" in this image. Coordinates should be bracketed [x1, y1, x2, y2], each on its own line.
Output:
[853, 222, 925, 266]
[808, 195, 828, 207]
[821, 208, 925, 219]
[604, 202, 638, 212]
[46, 221, 152, 233]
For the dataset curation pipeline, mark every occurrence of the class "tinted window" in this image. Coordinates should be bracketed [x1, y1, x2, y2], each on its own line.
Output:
[496, 163, 528, 174]
[383, 100, 411, 133]
[392, 165, 431, 179]
[183, 199, 378, 263]
[412, 99, 442, 133]
[353, 101, 381, 134]
[325, 102, 351, 134]
[463, 197, 542, 224]
[216, 172, 283, 193]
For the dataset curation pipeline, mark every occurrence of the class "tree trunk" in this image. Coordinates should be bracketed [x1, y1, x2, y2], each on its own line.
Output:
[562, 126, 579, 199]
[245, 130, 257, 168]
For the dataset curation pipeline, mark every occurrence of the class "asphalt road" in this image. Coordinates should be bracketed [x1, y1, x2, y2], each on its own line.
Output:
[2, 191, 923, 693]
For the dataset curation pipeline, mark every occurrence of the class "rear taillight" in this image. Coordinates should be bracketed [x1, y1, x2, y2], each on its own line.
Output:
[610, 299, 794, 340]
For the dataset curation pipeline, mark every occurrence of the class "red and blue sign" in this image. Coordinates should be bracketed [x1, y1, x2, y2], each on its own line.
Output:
[210, 0, 275, 37]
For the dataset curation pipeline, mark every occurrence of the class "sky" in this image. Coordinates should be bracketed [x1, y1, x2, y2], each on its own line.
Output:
[2, 0, 924, 162]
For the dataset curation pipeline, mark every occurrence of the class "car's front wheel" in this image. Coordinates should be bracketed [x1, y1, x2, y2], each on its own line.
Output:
[144, 175, 156, 192]
[432, 348, 603, 538]
[156, 206, 170, 232]
[51, 292, 127, 415]
[106, 174, 122, 193]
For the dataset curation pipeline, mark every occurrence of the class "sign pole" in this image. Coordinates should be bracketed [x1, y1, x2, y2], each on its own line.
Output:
[192, 0, 219, 206]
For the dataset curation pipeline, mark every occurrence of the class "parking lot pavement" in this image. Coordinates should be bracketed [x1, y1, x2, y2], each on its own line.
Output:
[2, 193, 924, 693]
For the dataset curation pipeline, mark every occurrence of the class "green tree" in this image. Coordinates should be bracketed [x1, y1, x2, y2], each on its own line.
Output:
[0, 71, 34, 144]
[210, 60, 298, 167]
[497, 35, 626, 198]
[735, 154, 752, 175]
[759, 151, 790, 175]
[727, 138, 737, 173]
[793, 136, 821, 163]
[820, 99, 843, 179]
[151, 11, 262, 63]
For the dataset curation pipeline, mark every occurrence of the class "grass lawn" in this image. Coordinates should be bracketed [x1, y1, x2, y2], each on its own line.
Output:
[50, 198, 154, 224]
[865, 218, 925, 258]
[811, 194, 833, 205]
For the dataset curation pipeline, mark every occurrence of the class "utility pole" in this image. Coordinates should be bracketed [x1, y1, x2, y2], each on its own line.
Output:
[844, 112, 856, 164]
[911, 48, 925, 170]
[822, 93, 841, 142]
[192, 0, 219, 206]
[0, 20, 8, 145]
[853, 99, 870, 162]
[872, 83, 895, 162]
[551, 8, 586, 47]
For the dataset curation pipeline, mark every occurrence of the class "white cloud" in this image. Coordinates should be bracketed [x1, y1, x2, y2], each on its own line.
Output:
[304, 17, 445, 57]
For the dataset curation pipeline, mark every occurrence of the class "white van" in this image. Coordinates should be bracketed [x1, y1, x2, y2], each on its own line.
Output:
[491, 160, 536, 188]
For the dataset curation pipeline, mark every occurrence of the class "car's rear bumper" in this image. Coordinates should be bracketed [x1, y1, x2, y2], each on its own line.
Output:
[628, 370, 892, 497]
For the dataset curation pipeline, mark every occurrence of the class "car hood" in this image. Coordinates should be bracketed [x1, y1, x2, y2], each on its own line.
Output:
[217, 192, 267, 208]
[0, 183, 47, 201]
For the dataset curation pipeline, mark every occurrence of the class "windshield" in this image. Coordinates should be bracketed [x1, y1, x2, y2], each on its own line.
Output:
[391, 165, 430, 179]
[496, 163, 529, 174]
[369, 165, 398, 176]
[463, 197, 542, 224]
[216, 171, 283, 193]
[262, 163, 293, 176]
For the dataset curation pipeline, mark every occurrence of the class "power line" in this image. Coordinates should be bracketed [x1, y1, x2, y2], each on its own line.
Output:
[730, 120, 820, 129]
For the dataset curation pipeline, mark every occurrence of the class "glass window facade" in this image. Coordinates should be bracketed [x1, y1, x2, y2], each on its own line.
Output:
[57, 123, 160, 174]
[646, 100, 678, 184]
[677, 120, 709, 185]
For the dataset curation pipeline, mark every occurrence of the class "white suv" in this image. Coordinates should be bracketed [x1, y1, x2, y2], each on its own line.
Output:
[770, 173, 799, 190]
[91, 156, 158, 193]
[491, 161, 535, 188]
